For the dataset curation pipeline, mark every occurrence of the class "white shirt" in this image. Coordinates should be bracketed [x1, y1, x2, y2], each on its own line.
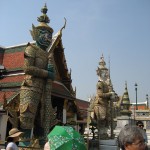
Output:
[6, 142, 18, 150]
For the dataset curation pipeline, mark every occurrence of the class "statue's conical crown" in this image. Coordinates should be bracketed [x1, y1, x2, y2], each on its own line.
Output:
[36, 4, 53, 33]
[99, 54, 108, 70]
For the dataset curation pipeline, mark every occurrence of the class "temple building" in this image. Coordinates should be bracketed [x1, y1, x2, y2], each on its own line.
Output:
[0, 4, 88, 147]
[131, 101, 148, 110]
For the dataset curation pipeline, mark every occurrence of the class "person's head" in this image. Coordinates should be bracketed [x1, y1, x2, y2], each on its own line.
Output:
[118, 125, 146, 150]
[136, 121, 144, 129]
[6, 128, 23, 143]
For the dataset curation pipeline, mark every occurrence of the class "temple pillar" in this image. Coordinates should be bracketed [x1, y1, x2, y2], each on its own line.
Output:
[0, 113, 8, 149]
[74, 113, 77, 130]
[63, 99, 67, 124]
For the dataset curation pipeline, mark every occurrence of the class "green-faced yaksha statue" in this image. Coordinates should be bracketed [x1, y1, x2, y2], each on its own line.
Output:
[19, 4, 55, 144]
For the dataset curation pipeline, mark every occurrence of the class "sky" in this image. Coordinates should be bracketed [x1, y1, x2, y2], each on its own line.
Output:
[0, 0, 150, 103]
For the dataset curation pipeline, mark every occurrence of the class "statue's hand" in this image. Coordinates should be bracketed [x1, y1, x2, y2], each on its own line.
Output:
[48, 64, 54, 72]
[47, 64, 55, 80]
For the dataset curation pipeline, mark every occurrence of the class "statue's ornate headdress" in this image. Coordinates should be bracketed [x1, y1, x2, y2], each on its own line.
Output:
[99, 54, 108, 70]
[30, 4, 53, 41]
[97, 54, 108, 75]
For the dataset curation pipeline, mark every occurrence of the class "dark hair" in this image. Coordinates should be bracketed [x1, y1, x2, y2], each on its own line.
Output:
[6, 137, 19, 147]
[7, 137, 13, 142]
[5, 137, 13, 148]
[136, 121, 144, 126]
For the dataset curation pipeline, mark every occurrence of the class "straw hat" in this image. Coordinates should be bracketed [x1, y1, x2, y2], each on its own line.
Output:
[7, 128, 23, 139]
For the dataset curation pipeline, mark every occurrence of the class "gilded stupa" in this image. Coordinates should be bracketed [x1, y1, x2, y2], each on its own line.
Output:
[120, 81, 132, 116]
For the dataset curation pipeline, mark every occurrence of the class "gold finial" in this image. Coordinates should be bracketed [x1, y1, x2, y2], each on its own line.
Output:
[61, 17, 67, 32]
[36, 4, 53, 33]
[58, 18, 67, 37]
[38, 3, 50, 23]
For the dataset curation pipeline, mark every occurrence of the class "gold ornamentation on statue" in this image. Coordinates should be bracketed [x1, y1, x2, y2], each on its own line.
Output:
[30, 24, 40, 41]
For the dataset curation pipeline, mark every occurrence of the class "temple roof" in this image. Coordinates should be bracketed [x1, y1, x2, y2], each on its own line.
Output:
[0, 81, 75, 107]
[76, 99, 89, 110]
[52, 81, 75, 100]
[76, 99, 89, 120]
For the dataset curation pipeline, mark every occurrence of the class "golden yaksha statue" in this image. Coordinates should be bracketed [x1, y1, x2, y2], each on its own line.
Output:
[91, 54, 115, 139]
[19, 4, 55, 142]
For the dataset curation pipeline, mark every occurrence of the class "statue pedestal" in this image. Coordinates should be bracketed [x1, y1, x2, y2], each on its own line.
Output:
[114, 115, 132, 137]
[89, 139, 99, 150]
[116, 116, 131, 129]
[89, 139, 119, 150]
[99, 127, 109, 139]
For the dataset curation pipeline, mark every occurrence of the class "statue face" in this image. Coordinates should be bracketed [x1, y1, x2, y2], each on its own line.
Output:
[36, 29, 52, 49]
[100, 70, 108, 82]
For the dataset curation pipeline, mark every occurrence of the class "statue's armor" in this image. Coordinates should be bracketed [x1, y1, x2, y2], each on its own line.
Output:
[94, 80, 111, 124]
[20, 43, 48, 129]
